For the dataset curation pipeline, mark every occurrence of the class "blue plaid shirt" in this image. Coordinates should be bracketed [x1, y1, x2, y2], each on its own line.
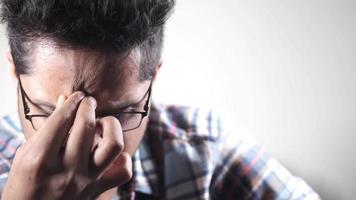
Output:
[0, 103, 320, 199]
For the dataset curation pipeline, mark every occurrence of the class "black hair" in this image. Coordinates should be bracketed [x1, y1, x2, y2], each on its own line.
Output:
[0, 0, 175, 81]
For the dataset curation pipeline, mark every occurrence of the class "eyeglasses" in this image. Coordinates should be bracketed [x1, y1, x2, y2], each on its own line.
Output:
[18, 77, 152, 132]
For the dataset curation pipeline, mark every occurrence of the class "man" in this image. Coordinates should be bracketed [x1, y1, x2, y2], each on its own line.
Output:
[0, 0, 320, 199]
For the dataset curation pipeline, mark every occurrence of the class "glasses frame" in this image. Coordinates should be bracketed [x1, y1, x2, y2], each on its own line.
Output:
[18, 76, 152, 132]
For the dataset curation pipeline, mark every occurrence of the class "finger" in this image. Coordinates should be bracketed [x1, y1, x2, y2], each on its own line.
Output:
[56, 94, 66, 108]
[95, 152, 132, 193]
[35, 91, 85, 154]
[91, 116, 124, 176]
[64, 96, 97, 171]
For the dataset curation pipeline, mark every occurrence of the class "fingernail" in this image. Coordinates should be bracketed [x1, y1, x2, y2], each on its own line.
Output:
[86, 96, 97, 108]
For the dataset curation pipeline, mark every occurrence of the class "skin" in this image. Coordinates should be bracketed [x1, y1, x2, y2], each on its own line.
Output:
[2, 39, 160, 199]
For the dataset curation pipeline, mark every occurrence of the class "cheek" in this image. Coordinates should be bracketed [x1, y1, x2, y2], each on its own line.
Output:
[22, 125, 36, 140]
[122, 118, 148, 156]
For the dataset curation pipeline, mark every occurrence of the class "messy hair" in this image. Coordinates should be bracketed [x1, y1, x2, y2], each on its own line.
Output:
[0, 0, 175, 81]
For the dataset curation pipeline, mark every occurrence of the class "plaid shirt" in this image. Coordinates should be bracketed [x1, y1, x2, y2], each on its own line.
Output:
[0, 103, 320, 200]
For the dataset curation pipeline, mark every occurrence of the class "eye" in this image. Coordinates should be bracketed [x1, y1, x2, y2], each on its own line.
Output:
[122, 104, 143, 112]
[29, 104, 53, 115]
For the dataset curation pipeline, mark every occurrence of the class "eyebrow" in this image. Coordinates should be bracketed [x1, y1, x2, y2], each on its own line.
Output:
[28, 82, 151, 115]
[31, 96, 143, 115]
[97, 96, 146, 116]
[100, 101, 135, 113]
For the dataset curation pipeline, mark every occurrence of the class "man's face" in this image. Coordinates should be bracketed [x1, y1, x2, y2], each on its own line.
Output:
[13, 40, 153, 156]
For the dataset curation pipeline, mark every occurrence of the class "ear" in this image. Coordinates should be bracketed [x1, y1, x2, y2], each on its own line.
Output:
[6, 51, 18, 81]
[152, 61, 162, 83]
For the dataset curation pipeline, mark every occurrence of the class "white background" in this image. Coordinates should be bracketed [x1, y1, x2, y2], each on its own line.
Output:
[1, 0, 355, 199]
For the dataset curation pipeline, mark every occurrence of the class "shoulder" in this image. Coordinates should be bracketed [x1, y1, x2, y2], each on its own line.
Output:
[148, 103, 228, 142]
[147, 103, 320, 199]
[0, 113, 24, 167]
[0, 113, 23, 138]
[0, 114, 24, 193]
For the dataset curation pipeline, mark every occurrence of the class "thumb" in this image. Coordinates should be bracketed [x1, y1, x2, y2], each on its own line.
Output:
[95, 152, 133, 194]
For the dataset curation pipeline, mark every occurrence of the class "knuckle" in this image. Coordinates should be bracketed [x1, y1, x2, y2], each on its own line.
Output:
[65, 98, 79, 112]
[75, 113, 96, 130]
[61, 111, 73, 122]
[105, 116, 117, 123]
[21, 153, 46, 174]
[120, 153, 133, 182]
[101, 117, 123, 136]
[103, 116, 120, 128]
[102, 116, 121, 130]
[74, 118, 96, 133]
[106, 139, 123, 155]
[121, 166, 133, 183]
[13, 144, 47, 174]
[84, 119, 96, 129]
[53, 174, 71, 192]
[83, 97, 96, 108]
[50, 93, 82, 122]
[75, 103, 96, 129]
[53, 109, 72, 125]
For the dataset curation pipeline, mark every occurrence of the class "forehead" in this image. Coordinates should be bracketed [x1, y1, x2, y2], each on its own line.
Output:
[24, 40, 145, 107]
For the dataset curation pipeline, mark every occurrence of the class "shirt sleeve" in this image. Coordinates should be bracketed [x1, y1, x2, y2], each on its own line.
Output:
[0, 156, 11, 195]
[0, 116, 25, 196]
[209, 115, 320, 200]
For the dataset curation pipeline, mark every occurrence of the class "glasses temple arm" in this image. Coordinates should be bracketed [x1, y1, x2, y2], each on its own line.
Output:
[18, 77, 30, 115]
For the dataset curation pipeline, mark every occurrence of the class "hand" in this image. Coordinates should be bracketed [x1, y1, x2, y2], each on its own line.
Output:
[2, 92, 132, 200]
